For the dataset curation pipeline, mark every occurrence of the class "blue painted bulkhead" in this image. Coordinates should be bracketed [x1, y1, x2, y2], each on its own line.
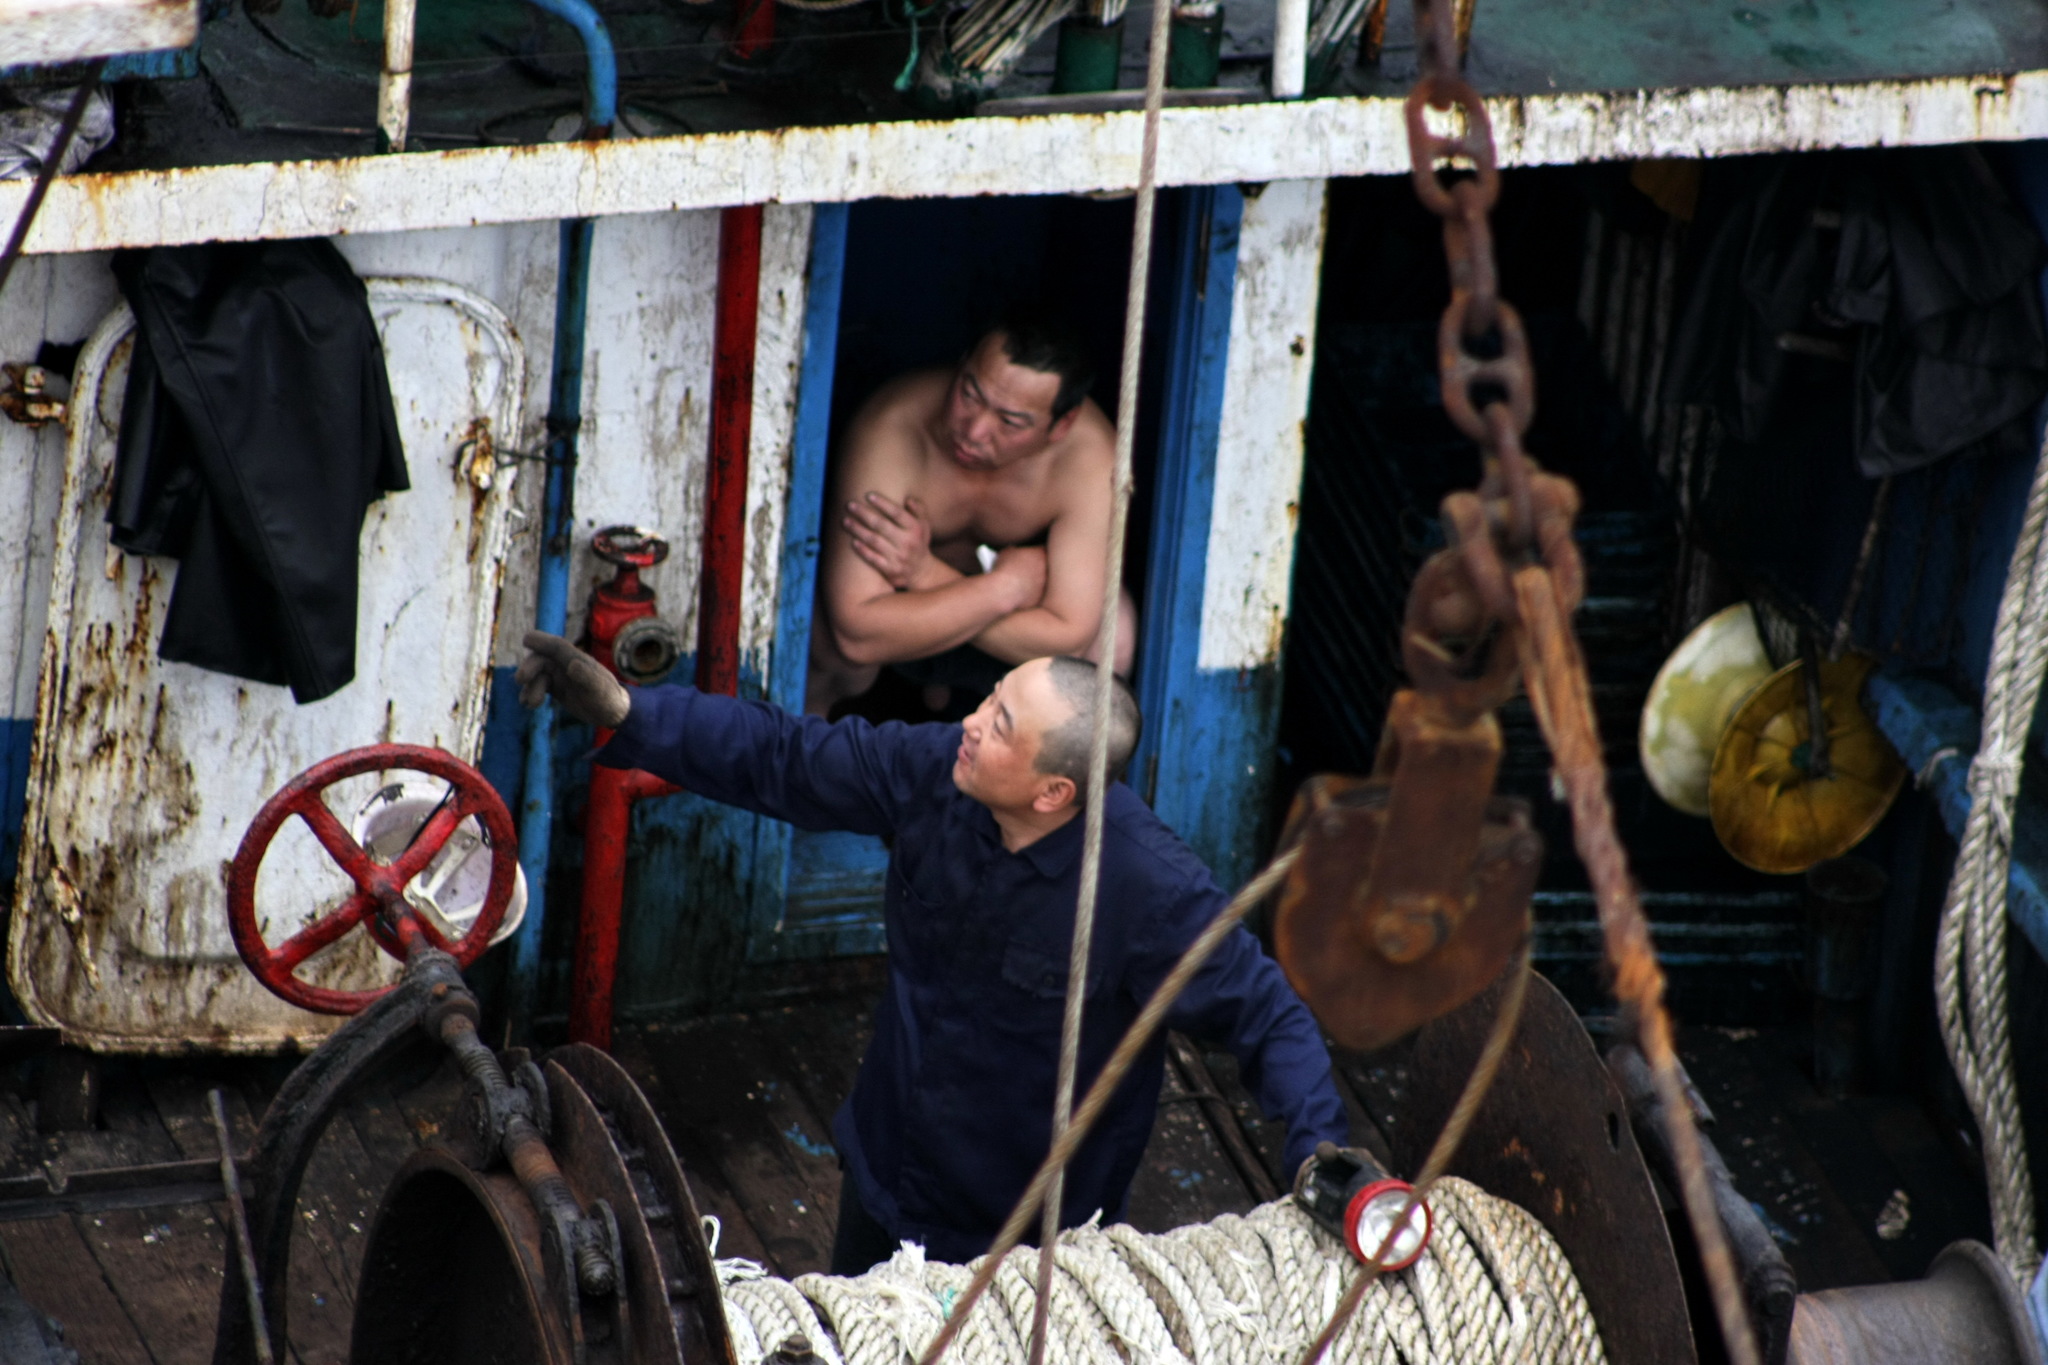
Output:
[1128, 185, 1283, 896]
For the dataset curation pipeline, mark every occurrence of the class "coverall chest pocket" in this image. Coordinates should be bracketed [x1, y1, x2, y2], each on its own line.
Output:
[1000, 941, 1108, 1002]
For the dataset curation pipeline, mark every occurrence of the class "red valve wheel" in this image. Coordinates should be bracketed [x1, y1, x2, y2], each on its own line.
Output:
[593, 524, 669, 569]
[226, 744, 518, 1015]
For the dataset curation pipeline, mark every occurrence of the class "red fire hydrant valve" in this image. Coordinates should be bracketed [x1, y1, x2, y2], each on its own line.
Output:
[226, 745, 518, 1015]
[588, 525, 682, 684]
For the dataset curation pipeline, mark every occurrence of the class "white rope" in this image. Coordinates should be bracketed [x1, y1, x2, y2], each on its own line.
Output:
[718, 1187, 1605, 1365]
[1935, 427, 2048, 1281]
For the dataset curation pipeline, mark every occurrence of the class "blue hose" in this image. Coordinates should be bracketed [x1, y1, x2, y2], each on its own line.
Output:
[522, 0, 619, 131]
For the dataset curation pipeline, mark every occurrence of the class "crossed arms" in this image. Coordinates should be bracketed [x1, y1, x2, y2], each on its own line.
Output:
[818, 412, 1113, 668]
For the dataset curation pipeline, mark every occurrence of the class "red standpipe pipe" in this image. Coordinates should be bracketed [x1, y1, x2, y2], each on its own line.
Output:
[699, 203, 761, 698]
[569, 206, 761, 1051]
[571, 755, 675, 1047]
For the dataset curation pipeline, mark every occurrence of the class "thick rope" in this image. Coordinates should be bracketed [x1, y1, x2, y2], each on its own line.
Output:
[1935, 428, 2048, 1281]
[1033, 15, 1177, 1361]
[716, 1187, 1605, 1365]
[1296, 953, 1529, 1365]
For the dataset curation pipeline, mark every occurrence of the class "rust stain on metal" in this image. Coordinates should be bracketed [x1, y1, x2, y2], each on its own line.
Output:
[458, 415, 497, 563]
[11, 282, 524, 1053]
[10, 75, 2048, 254]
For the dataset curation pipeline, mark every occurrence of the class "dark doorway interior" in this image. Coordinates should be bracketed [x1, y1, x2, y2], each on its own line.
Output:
[823, 193, 1142, 724]
[1288, 166, 1793, 1024]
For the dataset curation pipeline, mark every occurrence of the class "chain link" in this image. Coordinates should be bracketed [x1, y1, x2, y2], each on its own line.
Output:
[1398, 7, 1763, 1362]
[1403, 0, 1537, 558]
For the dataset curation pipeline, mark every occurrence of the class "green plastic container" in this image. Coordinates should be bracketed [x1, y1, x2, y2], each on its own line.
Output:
[1051, 14, 1125, 94]
[1168, 6, 1224, 88]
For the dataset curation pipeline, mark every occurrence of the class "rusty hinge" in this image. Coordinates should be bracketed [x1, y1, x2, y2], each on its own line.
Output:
[0, 364, 66, 427]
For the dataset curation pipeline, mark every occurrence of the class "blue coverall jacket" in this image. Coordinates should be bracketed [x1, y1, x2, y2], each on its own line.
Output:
[601, 686, 1350, 1263]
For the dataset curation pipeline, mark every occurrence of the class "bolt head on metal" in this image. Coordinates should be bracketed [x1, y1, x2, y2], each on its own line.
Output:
[1373, 896, 1453, 964]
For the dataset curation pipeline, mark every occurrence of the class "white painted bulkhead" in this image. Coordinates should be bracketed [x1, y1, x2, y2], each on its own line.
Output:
[0, 208, 811, 1050]
[1201, 178, 1325, 676]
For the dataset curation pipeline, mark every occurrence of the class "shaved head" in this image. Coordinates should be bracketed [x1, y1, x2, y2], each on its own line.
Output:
[1032, 656, 1141, 802]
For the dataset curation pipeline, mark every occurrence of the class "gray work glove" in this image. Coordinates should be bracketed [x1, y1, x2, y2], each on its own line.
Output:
[516, 631, 632, 730]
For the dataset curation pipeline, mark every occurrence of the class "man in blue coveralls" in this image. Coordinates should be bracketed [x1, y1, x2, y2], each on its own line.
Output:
[517, 633, 1349, 1274]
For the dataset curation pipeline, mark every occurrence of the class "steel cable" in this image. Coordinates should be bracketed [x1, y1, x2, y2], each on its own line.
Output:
[913, 850, 1297, 1365]
[1027, 0, 1173, 1361]
[0, 66, 107, 302]
[1295, 952, 1529, 1365]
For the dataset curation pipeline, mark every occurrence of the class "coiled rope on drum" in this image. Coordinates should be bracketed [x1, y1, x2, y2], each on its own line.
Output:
[707, 1185, 1607, 1365]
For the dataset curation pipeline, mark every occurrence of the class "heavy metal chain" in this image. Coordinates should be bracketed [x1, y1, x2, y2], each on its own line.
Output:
[1399, 5, 1763, 1364]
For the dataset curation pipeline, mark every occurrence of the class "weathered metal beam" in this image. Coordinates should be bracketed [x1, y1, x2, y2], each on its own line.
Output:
[7, 72, 2048, 254]
[0, 1156, 251, 1222]
[0, 0, 196, 69]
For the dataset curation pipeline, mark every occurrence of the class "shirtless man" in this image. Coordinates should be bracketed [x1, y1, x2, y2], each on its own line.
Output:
[807, 313, 1136, 715]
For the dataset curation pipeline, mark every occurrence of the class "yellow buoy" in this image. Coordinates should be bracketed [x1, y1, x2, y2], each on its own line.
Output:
[1708, 652, 1907, 875]
[1639, 603, 1775, 817]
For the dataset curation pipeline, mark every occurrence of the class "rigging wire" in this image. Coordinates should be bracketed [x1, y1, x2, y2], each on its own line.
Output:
[913, 850, 1301, 1365]
[0, 66, 108, 303]
[1026, 0, 1171, 1357]
[1297, 953, 1531, 1365]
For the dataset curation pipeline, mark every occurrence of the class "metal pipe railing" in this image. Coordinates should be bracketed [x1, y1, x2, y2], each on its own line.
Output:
[1271, 0, 1308, 96]
[375, 0, 415, 151]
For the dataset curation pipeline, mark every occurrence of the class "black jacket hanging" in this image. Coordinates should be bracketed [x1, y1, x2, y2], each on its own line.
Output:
[1663, 147, 2048, 479]
[109, 240, 408, 704]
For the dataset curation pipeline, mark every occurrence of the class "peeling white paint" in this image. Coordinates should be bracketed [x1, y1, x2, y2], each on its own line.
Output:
[0, 253, 121, 720]
[741, 204, 814, 685]
[546, 204, 810, 681]
[333, 224, 563, 663]
[1198, 179, 1326, 673]
[563, 211, 720, 655]
[9, 280, 525, 1053]
[10, 72, 2048, 253]
[0, 0, 196, 67]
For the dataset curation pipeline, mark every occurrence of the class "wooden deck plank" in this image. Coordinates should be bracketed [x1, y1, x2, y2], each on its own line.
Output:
[0, 1090, 157, 1364]
[610, 1030, 777, 1269]
[1325, 1045, 1398, 1172]
[749, 996, 875, 1140]
[1674, 1027, 1893, 1291]
[145, 1070, 354, 1365]
[72, 1201, 228, 1365]
[721, 1027, 847, 1215]
[340, 1083, 426, 1173]
[276, 1109, 378, 1307]
[221, 1078, 359, 1365]
[1186, 1043, 1291, 1192]
[618, 1022, 837, 1275]
[1846, 1091, 1993, 1272]
[1125, 1048, 1260, 1233]
[67, 1078, 232, 1365]
[1714, 1029, 1988, 1283]
[0, 1217, 158, 1365]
